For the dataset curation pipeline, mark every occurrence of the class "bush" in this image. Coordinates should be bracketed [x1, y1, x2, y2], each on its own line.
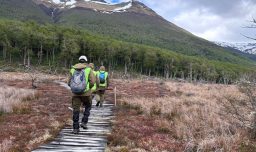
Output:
[150, 105, 161, 116]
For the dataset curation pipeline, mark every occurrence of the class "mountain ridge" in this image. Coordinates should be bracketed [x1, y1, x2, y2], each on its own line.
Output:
[215, 41, 256, 54]
[33, 0, 158, 16]
[0, 0, 256, 66]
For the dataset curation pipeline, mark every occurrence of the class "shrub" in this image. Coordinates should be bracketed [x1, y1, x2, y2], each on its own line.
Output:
[150, 105, 161, 116]
[0, 86, 35, 113]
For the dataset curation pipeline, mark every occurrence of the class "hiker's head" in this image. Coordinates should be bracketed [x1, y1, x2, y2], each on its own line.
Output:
[100, 66, 105, 71]
[79, 55, 87, 63]
[89, 63, 94, 70]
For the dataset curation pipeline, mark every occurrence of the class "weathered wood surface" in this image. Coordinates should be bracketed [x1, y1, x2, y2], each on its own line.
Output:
[33, 82, 114, 152]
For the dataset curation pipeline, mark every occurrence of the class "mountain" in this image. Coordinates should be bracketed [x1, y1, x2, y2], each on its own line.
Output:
[34, 0, 157, 15]
[0, 0, 256, 66]
[0, 0, 52, 23]
[215, 41, 256, 54]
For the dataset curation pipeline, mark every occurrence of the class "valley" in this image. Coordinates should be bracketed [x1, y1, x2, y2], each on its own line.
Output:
[0, 0, 256, 151]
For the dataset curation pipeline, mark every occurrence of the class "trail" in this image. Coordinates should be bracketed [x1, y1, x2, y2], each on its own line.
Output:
[33, 82, 114, 152]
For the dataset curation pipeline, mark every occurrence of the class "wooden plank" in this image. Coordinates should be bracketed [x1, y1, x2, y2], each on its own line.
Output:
[33, 96, 114, 152]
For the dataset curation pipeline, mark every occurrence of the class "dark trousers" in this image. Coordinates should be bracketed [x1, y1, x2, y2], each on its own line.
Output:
[96, 90, 105, 106]
[72, 96, 92, 129]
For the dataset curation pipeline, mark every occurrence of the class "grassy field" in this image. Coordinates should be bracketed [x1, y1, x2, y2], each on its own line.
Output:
[107, 80, 256, 151]
[0, 72, 70, 151]
[0, 85, 36, 113]
[1, 72, 256, 151]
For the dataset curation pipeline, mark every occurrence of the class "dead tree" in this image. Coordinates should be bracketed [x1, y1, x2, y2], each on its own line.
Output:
[224, 82, 256, 139]
[25, 66, 38, 89]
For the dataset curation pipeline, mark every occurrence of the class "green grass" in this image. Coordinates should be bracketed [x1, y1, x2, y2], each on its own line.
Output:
[58, 8, 256, 65]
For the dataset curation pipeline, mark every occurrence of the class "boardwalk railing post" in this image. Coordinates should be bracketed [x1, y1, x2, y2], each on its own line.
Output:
[114, 86, 117, 106]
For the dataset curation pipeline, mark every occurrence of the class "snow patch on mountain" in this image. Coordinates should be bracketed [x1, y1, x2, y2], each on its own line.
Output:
[87, 0, 113, 5]
[215, 41, 256, 54]
[51, 0, 63, 4]
[46, 0, 133, 12]
[113, 2, 132, 12]
[66, 0, 76, 5]
[50, 0, 123, 5]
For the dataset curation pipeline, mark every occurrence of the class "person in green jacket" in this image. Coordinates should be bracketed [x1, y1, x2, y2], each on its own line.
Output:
[68, 55, 95, 134]
[89, 63, 97, 96]
[96, 66, 109, 107]
[89, 63, 102, 105]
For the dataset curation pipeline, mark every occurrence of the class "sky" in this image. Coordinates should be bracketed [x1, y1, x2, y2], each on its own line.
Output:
[105, 0, 256, 43]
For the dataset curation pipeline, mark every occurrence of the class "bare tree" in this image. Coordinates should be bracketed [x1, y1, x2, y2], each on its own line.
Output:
[224, 82, 256, 139]
[25, 66, 38, 89]
[242, 18, 256, 40]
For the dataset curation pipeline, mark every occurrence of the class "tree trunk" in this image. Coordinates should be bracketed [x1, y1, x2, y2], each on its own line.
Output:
[9, 53, 12, 63]
[39, 43, 43, 64]
[124, 62, 127, 75]
[3, 46, 6, 60]
[181, 71, 184, 79]
[27, 50, 30, 67]
[108, 62, 111, 74]
[23, 47, 27, 66]
[47, 49, 49, 63]
[52, 48, 55, 64]
[189, 63, 193, 82]
[64, 59, 67, 68]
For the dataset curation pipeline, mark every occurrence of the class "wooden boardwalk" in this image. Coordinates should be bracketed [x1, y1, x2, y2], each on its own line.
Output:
[33, 82, 114, 152]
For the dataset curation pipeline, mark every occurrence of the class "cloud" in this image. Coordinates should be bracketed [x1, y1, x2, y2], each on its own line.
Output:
[106, 0, 256, 42]
[146, 0, 256, 42]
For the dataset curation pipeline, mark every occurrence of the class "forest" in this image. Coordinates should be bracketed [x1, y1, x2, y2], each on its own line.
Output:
[0, 19, 255, 83]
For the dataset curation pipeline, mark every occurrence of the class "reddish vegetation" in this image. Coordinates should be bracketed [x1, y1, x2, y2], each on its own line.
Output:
[113, 79, 170, 98]
[107, 80, 256, 151]
[0, 80, 71, 151]
[107, 79, 183, 151]
[1, 76, 255, 151]
[109, 110, 183, 151]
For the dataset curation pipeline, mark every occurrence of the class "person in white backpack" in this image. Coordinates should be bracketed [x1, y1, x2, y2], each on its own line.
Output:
[68, 55, 95, 134]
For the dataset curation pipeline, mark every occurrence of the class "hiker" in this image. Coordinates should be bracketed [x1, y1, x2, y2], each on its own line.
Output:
[89, 63, 97, 97]
[96, 66, 109, 107]
[68, 55, 95, 134]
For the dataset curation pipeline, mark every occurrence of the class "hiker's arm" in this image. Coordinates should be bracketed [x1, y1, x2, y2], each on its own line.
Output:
[89, 70, 95, 89]
[96, 73, 99, 87]
[67, 73, 72, 86]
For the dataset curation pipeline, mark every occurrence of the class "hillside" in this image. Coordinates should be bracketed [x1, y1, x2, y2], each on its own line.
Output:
[0, 0, 255, 65]
[0, 19, 255, 84]
[0, 0, 51, 23]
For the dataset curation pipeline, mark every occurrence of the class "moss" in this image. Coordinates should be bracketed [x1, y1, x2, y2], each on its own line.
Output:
[12, 103, 32, 114]
[119, 146, 129, 152]
[107, 134, 128, 146]
[157, 126, 170, 134]
[239, 142, 256, 152]
[150, 105, 161, 116]
[121, 102, 143, 115]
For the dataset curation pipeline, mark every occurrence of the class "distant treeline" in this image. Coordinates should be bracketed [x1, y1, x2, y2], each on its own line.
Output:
[0, 19, 255, 83]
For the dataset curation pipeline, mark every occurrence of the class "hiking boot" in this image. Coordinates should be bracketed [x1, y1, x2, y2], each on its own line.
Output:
[80, 123, 88, 129]
[72, 129, 79, 134]
[96, 101, 100, 107]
